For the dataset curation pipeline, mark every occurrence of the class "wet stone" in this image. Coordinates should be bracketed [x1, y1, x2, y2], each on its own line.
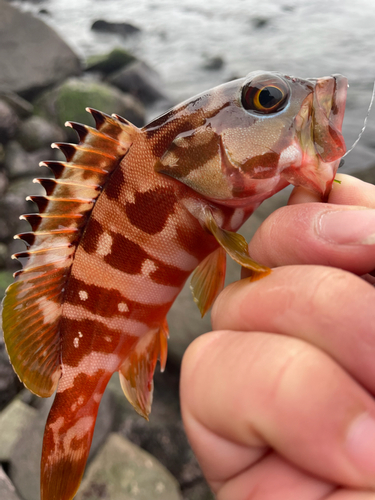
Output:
[76, 433, 183, 500]
[0, 399, 37, 462]
[0, 100, 19, 144]
[17, 116, 66, 152]
[0, 466, 21, 500]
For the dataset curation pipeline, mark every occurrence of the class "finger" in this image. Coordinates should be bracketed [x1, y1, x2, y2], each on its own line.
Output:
[288, 174, 375, 207]
[212, 266, 375, 395]
[218, 452, 334, 500]
[325, 491, 375, 500]
[181, 328, 375, 490]
[247, 203, 375, 275]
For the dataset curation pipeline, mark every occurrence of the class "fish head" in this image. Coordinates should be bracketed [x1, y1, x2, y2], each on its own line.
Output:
[155, 71, 347, 206]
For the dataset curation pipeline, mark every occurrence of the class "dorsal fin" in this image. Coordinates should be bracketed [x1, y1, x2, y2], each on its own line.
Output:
[2, 109, 138, 397]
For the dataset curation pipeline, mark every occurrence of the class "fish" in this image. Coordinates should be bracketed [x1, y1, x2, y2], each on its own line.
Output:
[1, 70, 347, 500]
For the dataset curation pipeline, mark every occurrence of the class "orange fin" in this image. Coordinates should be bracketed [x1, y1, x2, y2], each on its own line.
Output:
[2, 109, 138, 397]
[203, 207, 271, 280]
[190, 246, 226, 317]
[119, 322, 168, 419]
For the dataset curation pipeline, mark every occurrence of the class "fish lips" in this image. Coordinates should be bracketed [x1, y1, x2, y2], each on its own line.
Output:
[282, 74, 348, 198]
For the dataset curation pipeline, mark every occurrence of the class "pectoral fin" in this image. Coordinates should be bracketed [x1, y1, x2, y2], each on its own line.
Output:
[203, 207, 271, 280]
[190, 247, 226, 317]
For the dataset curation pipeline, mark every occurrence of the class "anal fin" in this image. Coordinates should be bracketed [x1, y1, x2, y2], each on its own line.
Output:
[119, 322, 169, 419]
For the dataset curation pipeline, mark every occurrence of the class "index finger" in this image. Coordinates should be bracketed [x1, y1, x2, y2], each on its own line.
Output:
[288, 174, 375, 207]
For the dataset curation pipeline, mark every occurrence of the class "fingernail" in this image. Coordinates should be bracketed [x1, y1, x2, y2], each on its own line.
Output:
[346, 413, 375, 474]
[318, 209, 375, 245]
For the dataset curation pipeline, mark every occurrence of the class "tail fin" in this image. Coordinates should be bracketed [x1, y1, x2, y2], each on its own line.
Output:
[40, 368, 112, 500]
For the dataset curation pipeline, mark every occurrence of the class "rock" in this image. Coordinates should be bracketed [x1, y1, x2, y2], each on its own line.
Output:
[0, 467, 21, 500]
[252, 17, 270, 28]
[4, 141, 55, 178]
[0, 399, 37, 462]
[0, 168, 8, 197]
[182, 482, 215, 500]
[34, 77, 145, 136]
[75, 433, 183, 500]
[91, 19, 141, 37]
[0, 324, 23, 411]
[0, 243, 8, 269]
[86, 47, 136, 75]
[0, 91, 34, 119]
[0, 99, 19, 143]
[107, 61, 169, 105]
[17, 116, 65, 152]
[203, 56, 225, 71]
[0, 2, 81, 98]
[120, 417, 204, 490]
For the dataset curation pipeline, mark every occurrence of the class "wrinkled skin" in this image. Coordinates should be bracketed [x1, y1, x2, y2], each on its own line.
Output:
[181, 174, 375, 500]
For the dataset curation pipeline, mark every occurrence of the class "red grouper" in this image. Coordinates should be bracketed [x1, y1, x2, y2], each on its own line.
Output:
[1, 71, 347, 500]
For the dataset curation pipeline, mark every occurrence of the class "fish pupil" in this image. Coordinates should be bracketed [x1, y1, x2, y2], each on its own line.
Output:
[259, 86, 283, 108]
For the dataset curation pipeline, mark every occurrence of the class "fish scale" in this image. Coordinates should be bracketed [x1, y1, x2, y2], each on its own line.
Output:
[1, 71, 347, 500]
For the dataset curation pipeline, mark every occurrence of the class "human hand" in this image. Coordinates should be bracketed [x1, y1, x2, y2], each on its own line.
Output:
[180, 174, 375, 500]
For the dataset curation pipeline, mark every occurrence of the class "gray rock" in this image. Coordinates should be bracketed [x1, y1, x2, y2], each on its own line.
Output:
[0, 168, 8, 197]
[0, 1, 81, 97]
[203, 56, 225, 71]
[0, 325, 23, 411]
[120, 417, 203, 490]
[182, 482, 215, 500]
[86, 47, 137, 75]
[4, 141, 56, 178]
[91, 20, 141, 37]
[76, 433, 183, 500]
[0, 100, 19, 143]
[0, 91, 34, 119]
[0, 467, 21, 500]
[34, 77, 145, 136]
[0, 399, 37, 462]
[17, 116, 66, 152]
[107, 61, 169, 105]
[0, 243, 8, 269]
[8, 388, 116, 500]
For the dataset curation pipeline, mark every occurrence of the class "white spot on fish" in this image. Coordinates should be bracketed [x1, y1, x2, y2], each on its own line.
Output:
[96, 232, 113, 257]
[38, 296, 61, 325]
[78, 331, 83, 338]
[141, 259, 157, 276]
[79, 290, 88, 301]
[279, 144, 302, 168]
[73, 337, 79, 348]
[118, 302, 129, 313]
[104, 335, 112, 342]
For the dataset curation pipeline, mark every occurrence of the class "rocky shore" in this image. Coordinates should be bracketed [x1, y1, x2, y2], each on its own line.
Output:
[1, 2, 375, 500]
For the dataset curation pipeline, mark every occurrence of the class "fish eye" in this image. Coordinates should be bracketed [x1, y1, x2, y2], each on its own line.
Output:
[241, 75, 290, 114]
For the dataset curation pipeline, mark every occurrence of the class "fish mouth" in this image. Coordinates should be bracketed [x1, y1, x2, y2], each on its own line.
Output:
[282, 74, 348, 199]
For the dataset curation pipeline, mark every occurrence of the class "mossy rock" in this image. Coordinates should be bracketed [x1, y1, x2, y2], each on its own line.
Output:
[34, 77, 145, 137]
[0, 270, 13, 299]
[86, 47, 137, 75]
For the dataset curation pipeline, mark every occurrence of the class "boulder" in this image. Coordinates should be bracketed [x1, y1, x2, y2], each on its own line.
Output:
[0, 91, 34, 119]
[0, 467, 21, 500]
[86, 47, 136, 75]
[0, 1, 81, 97]
[0, 324, 23, 411]
[203, 56, 225, 71]
[0, 399, 37, 462]
[76, 433, 183, 500]
[0, 100, 19, 143]
[4, 141, 56, 179]
[17, 116, 66, 152]
[91, 20, 141, 37]
[34, 77, 145, 136]
[107, 61, 169, 105]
